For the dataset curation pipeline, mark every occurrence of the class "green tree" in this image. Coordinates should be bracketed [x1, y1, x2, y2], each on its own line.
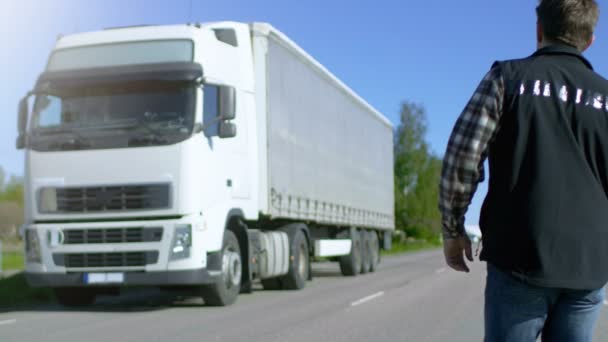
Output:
[0, 176, 24, 204]
[0, 166, 24, 204]
[394, 102, 442, 241]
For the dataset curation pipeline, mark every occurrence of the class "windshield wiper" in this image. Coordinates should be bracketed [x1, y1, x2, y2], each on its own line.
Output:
[125, 117, 171, 146]
[47, 135, 91, 150]
[56, 138, 91, 150]
[128, 135, 169, 147]
[36, 127, 91, 148]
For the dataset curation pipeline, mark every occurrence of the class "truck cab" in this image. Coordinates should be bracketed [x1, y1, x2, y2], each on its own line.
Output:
[18, 22, 260, 305]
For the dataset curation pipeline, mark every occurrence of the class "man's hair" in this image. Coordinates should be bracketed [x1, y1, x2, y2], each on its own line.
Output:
[536, 0, 599, 50]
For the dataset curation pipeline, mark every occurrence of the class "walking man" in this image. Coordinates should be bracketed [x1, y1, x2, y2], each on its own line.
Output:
[439, 0, 608, 340]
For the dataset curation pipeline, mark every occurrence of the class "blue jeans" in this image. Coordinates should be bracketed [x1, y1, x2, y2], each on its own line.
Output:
[485, 263, 605, 342]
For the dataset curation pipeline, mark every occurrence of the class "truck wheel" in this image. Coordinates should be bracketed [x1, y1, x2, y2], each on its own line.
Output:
[54, 288, 97, 307]
[201, 230, 242, 306]
[361, 230, 372, 274]
[339, 229, 361, 276]
[279, 229, 309, 290]
[369, 230, 380, 272]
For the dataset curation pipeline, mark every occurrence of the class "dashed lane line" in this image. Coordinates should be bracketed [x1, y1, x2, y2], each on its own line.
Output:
[0, 319, 16, 326]
[351, 291, 385, 307]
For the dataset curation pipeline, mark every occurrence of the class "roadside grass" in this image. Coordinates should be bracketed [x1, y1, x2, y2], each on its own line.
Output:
[2, 251, 24, 271]
[382, 239, 441, 256]
[0, 272, 53, 308]
[1, 240, 24, 271]
[0, 245, 52, 308]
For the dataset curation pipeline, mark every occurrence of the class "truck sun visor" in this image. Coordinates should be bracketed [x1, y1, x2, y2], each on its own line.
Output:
[34, 62, 203, 91]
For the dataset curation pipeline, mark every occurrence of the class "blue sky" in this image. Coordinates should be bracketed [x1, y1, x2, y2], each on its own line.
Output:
[2, 0, 608, 224]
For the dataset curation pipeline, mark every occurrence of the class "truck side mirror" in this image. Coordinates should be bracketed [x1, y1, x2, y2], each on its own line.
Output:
[16, 135, 26, 150]
[218, 86, 236, 121]
[218, 121, 237, 139]
[16, 96, 29, 150]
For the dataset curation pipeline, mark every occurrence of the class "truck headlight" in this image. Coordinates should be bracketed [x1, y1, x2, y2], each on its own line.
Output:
[170, 225, 191, 260]
[25, 229, 42, 263]
[39, 188, 57, 213]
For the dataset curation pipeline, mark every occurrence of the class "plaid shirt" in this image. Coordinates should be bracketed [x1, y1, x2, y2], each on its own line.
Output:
[439, 66, 505, 239]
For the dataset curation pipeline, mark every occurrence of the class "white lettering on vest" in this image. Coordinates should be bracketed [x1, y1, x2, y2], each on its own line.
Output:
[594, 94, 603, 109]
[516, 80, 608, 113]
[576, 89, 583, 104]
[559, 86, 568, 102]
[543, 83, 551, 97]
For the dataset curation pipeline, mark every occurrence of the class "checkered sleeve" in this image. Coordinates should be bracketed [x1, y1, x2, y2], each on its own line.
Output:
[439, 66, 505, 239]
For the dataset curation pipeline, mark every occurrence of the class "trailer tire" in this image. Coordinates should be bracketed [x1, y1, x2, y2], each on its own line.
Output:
[369, 230, 380, 272]
[339, 229, 362, 276]
[201, 230, 241, 306]
[54, 288, 97, 307]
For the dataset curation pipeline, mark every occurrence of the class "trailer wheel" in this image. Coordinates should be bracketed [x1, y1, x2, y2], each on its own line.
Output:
[361, 230, 372, 274]
[279, 229, 309, 290]
[201, 230, 241, 306]
[54, 288, 97, 307]
[369, 230, 380, 272]
[339, 229, 361, 276]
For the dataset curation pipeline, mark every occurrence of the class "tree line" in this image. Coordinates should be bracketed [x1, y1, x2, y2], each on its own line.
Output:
[393, 102, 442, 243]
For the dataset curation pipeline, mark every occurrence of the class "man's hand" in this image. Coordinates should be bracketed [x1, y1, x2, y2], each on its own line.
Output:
[443, 236, 474, 272]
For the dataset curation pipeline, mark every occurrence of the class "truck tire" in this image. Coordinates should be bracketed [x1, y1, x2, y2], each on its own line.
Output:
[361, 230, 372, 274]
[339, 229, 361, 276]
[201, 230, 242, 306]
[54, 288, 97, 307]
[369, 230, 380, 272]
[280, 229, 309, 290]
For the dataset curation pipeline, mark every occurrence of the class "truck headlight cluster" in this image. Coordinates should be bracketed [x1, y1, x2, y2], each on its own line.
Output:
[25, 229, 42, 263]
[170, 224, 192, 261]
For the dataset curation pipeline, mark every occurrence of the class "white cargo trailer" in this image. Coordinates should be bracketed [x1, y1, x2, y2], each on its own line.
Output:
[16, 22, 394, 306]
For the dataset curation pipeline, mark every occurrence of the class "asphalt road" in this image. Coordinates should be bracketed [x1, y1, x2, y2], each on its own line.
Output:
[1, 250, 607, 342]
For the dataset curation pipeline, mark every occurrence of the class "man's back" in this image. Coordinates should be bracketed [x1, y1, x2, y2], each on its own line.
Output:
[439, 1, 607, 340]
[480, 44, 608, 289]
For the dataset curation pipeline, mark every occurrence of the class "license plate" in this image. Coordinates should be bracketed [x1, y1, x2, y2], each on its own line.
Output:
[84, 272, 125, 284]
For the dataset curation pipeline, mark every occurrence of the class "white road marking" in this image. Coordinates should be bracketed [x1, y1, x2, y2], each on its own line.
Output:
[435, 268, 447, 274]
[0, 319, 16, 326]
[351, 291, 384, 307]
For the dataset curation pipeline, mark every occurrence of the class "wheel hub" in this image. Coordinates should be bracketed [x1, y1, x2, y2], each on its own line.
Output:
[222, 250, 242, 288]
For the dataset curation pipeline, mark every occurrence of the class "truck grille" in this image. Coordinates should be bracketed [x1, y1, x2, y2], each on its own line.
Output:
[63, 227, 163, 244]
[41, 184, 171, 213]
[53, 251, 159, 268]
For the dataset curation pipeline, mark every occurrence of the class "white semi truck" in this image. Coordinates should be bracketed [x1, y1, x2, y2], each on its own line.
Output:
[16, 22, 395, 306]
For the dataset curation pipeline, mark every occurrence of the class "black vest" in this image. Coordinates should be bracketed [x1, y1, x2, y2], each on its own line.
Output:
[480, 45, 608, 289]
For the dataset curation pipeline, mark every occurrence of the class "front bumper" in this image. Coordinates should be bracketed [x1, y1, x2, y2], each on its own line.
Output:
[26, 268, 220, 287]
[24, 213, 223, 271]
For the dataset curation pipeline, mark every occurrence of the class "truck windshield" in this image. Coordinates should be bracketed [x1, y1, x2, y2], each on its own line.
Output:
[29, 82, 196, 151]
